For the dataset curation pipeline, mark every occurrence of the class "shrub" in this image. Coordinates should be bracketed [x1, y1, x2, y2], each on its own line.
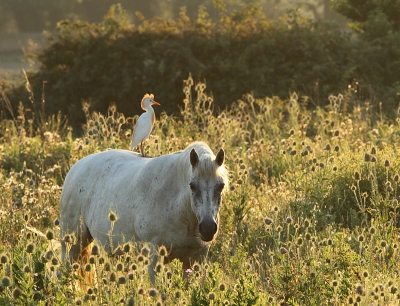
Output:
[7, 3, 399, 133]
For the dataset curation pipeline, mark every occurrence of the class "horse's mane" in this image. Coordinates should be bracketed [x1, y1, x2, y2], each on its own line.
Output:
[183, 142, 229, 189]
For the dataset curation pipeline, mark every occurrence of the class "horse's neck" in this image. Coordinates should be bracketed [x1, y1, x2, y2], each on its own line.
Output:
[175, 157, 197, 224]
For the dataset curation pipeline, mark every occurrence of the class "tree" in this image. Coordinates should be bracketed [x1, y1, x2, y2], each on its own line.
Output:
[331, 0, 400, 33]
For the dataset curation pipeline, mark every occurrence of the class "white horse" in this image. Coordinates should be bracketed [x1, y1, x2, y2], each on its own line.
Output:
[59, 141, 228, 282]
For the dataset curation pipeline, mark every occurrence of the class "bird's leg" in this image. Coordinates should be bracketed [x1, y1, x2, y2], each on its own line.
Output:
[140, 141, 145, 157]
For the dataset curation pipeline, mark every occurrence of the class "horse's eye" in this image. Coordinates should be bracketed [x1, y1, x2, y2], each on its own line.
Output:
[217, 183, 225, 192]
[189, 183, 196, 191]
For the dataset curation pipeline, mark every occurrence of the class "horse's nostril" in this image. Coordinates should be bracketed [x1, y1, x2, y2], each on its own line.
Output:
[199, 223, 204, 235]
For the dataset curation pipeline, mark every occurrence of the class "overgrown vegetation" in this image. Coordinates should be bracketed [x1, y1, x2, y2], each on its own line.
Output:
[0, 76, 399, 305]
[2, 1, 400, 132]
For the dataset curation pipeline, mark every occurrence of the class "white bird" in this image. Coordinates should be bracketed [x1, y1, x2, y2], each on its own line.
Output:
[131, 93, 160, 156]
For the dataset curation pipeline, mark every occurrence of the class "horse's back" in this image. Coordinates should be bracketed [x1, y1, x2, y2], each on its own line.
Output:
[60, 150, 145, 238]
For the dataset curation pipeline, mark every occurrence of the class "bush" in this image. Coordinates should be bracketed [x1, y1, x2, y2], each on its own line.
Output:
[3, 2, 400, 134]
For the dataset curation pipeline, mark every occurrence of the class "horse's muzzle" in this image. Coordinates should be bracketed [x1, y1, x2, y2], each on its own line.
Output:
[199, 219, 218, 242]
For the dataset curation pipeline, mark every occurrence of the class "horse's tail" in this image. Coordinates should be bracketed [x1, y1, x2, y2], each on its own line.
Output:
[77, 243, 94, 288]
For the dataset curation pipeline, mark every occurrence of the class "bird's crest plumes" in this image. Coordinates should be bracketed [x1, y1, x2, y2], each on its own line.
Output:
[141, 93, 154, 110]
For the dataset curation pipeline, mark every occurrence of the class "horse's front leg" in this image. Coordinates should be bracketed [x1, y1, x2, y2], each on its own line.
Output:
[148, 254, 158, 285]
[183, 247, 209, 287]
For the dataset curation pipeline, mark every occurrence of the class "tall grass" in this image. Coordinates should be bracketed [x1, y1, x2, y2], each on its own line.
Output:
[0, 76, 399, 305]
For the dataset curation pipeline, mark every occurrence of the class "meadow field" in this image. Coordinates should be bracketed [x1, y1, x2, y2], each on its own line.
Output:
[0, 76, 400, 305]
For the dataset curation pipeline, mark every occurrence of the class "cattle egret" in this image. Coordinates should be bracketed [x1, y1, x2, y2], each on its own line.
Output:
[131, 93, 160, 156]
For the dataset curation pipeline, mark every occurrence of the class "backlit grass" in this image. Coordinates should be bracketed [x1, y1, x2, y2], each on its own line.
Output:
[0, 75, 399, 305]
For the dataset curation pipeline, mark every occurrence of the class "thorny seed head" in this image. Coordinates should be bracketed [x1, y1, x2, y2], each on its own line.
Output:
[116, 262, 123, 271]
[264, 218, 273, 225]
[193, 263, 201, 272]
[141, 246, 150, 257]
[279, 247, 288, 255]
[12, 287, 23, 300]
[356, 284, 364, 295]
[26, 243, 35, 254]
[1, 276, 11, 287]
[123, 243, 131, 253]
[104, 262, 111, 271]
[91, 245, 100, 256]
[118, 276, 127, 285]
[109, 272, 117, 282]
[149, 288, 158, 297]
[158, 245, 167, 257]
[0, 254, 9, 264]
[296, 237, 303, 246]
[46, 230, 54, 240]
[63, 235, 72, 243]
[108, 211, 118, 222]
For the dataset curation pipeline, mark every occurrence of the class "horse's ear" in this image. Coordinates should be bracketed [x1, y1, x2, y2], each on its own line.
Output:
[190, 148, 199, 168]
[215, 149, 225, 166]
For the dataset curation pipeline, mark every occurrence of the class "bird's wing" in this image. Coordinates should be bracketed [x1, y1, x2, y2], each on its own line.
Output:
[131, 113, 154, 149]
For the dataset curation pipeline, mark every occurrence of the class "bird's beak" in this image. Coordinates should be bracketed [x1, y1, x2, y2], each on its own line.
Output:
[152, 101, 160, 106]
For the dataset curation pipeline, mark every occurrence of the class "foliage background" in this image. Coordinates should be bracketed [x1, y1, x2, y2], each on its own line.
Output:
[1, 1, 399, 133]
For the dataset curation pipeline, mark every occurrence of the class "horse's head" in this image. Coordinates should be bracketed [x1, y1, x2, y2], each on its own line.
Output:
[189, 147, 228, 242]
